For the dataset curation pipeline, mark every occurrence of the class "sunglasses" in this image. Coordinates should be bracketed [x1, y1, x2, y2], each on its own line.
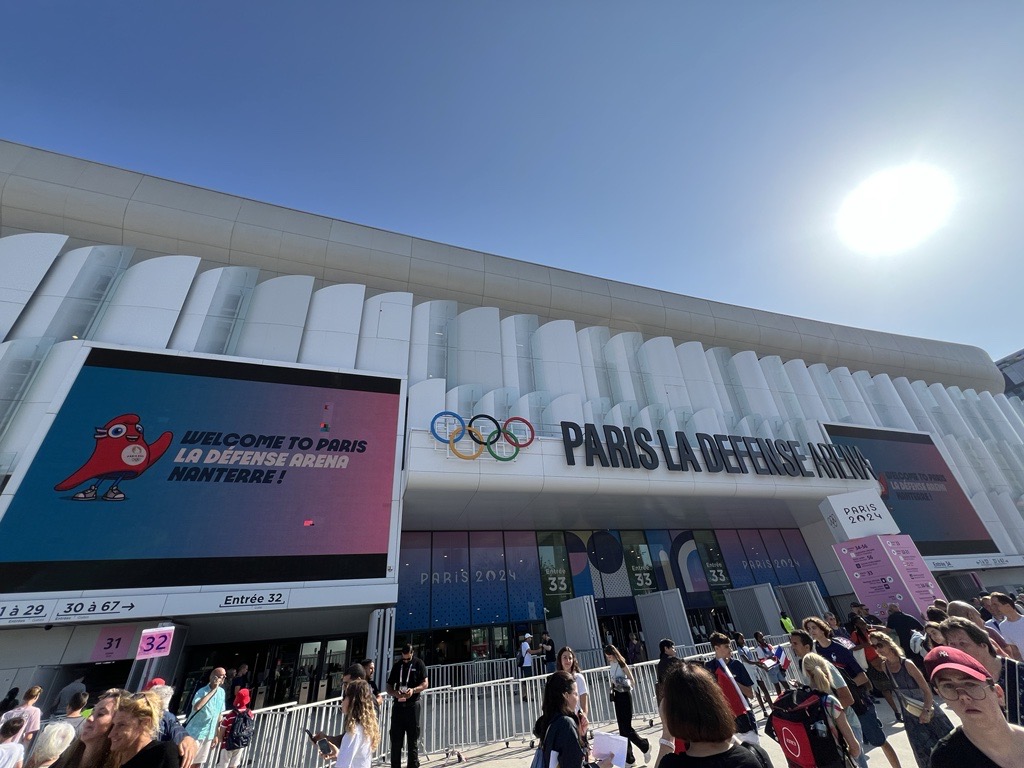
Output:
[870, 642, 887, 649]
[935, 679, 992, 701]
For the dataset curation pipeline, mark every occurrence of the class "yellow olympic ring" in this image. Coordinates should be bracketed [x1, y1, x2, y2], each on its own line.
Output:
[448, 426, 485, 460]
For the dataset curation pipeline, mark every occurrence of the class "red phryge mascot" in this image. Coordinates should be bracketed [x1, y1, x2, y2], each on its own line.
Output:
[54, 413, 173, 501]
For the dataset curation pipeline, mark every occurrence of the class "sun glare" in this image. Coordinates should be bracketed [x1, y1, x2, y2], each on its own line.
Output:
[837, 164, 956, 256]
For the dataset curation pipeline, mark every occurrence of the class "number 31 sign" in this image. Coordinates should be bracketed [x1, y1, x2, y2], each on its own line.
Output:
[136, 626, 175, 659]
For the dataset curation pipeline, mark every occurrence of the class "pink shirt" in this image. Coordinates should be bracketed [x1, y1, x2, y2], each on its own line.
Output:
[0, 704, 41, 743]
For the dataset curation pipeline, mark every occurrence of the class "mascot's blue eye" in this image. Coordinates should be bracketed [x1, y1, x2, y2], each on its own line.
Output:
[108, 424, 127, 438]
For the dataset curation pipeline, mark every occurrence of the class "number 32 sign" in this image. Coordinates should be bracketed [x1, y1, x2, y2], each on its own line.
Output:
[136, 627, 175, 659]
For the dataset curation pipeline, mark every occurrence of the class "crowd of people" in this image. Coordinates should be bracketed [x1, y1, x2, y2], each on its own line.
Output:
[0, 646, 425, 768]
[0, 666, 258, 768]
[527, 590, 1024, 768]
[7, 591, 1024, 768]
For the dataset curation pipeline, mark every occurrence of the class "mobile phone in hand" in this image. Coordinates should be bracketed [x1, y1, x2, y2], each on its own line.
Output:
[303, 730, 332, 757]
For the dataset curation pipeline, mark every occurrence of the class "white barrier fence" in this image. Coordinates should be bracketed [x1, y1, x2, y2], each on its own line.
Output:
[197, 637, 798, 767]
[423, 657, 518, 688]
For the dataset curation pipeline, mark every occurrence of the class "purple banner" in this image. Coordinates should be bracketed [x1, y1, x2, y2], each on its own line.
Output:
[469, 531, 510, 625]
[566, 530, 597, 599]
[760, 529, 801, 584]
[431, 531, 470, 628]
[716, 530, 756, 588]
[781, 529, 828, 597]
[738, 529, 780, 585]
[644, 529, 675, 592]
[396, 532, 432, 631]
[505, 531, 544, 622]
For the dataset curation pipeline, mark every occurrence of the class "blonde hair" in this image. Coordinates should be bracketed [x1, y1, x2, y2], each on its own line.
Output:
[343, 680, 380, 751]
[117, 691, 162, 738]
[51, 691, 124, 768]
[800, 653, 836, 694]
[869, 631, 903, 658]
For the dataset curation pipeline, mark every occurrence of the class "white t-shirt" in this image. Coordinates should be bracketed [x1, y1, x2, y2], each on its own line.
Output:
[521, 641, 533, 668]
[0, 742, 25, 768]
[999, 615, 1024, 650]
[335, 723, 372, 768]
[574, 672, 588, 713]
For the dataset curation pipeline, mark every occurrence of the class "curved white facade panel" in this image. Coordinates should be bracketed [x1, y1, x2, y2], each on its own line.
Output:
[0, 233, 67, 338]
[233, 274, 314, 362]
[0, 140, 1003, 392]
[5, 246, 113, 341]
[298, 282, 366, 368]
[356, 291, 412, 376]
[91, 255, 200, 348]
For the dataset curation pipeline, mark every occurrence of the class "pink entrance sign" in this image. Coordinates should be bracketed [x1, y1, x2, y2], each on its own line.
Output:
[90, 625, 136, 662]
[135, 626, 175, 659]
[833, 535, 942, 620]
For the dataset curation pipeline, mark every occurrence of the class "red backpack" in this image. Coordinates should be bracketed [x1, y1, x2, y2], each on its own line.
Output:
[765, 686, 855, 768]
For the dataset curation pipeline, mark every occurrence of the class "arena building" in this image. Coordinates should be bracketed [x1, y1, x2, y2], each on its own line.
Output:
[1, 138, 1023, 706]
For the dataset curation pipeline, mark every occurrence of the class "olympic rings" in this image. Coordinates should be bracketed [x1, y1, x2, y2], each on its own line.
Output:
[430, 412, 536, 461]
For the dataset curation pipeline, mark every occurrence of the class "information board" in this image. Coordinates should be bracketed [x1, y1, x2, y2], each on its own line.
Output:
[833, 534, 943, 619]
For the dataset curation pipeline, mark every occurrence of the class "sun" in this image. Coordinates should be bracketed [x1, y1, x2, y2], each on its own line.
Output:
[837, 164, 956, 256]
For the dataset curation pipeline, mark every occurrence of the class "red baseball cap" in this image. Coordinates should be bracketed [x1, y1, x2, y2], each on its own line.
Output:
[142, 677, 166, 691]
[234, 688, 250, 707]
[923, 647, 990, 682]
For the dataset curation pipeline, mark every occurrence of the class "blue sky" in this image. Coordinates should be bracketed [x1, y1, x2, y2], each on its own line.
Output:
[3, 3, 1023, 358]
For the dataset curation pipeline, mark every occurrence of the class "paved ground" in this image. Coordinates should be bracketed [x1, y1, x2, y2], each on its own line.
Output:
[423, 702, 958, 767]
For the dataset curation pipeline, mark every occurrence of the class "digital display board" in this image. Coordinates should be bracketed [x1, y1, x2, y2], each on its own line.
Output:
[823, 424, 996, 556]
[0, 346, 404, 596]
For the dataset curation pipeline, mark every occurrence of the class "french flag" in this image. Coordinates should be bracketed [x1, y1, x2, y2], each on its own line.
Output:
[774, 645, 791, 670]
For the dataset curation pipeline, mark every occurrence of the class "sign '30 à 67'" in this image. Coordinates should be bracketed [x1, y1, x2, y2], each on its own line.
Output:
[560, 421, 873, 481]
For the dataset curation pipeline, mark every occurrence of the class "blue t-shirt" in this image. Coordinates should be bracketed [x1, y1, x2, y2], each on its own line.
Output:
[814, 639, 864, 679]
[703, 657, 755, 688]
[185, 684, 225, 741]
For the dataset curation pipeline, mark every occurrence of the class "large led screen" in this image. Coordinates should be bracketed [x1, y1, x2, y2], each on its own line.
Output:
[823, 424, 996, 556]
[0, 347, 403, 592]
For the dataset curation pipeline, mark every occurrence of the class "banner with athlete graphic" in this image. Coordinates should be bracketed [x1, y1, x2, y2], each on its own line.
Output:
[0, 346, 404, 593]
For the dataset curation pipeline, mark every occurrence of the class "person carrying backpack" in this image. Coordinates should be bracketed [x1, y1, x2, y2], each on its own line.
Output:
[218, 689, 254, 767]
[767, 653, 860, 768]
[659, 663, 775, 768]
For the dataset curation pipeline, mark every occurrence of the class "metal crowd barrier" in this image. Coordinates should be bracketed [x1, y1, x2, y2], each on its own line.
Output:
[194, 695, 393, 768]
[574, 648, 606, 671]
[425, 657, 518, 688]
[200, 640, 798, 766]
